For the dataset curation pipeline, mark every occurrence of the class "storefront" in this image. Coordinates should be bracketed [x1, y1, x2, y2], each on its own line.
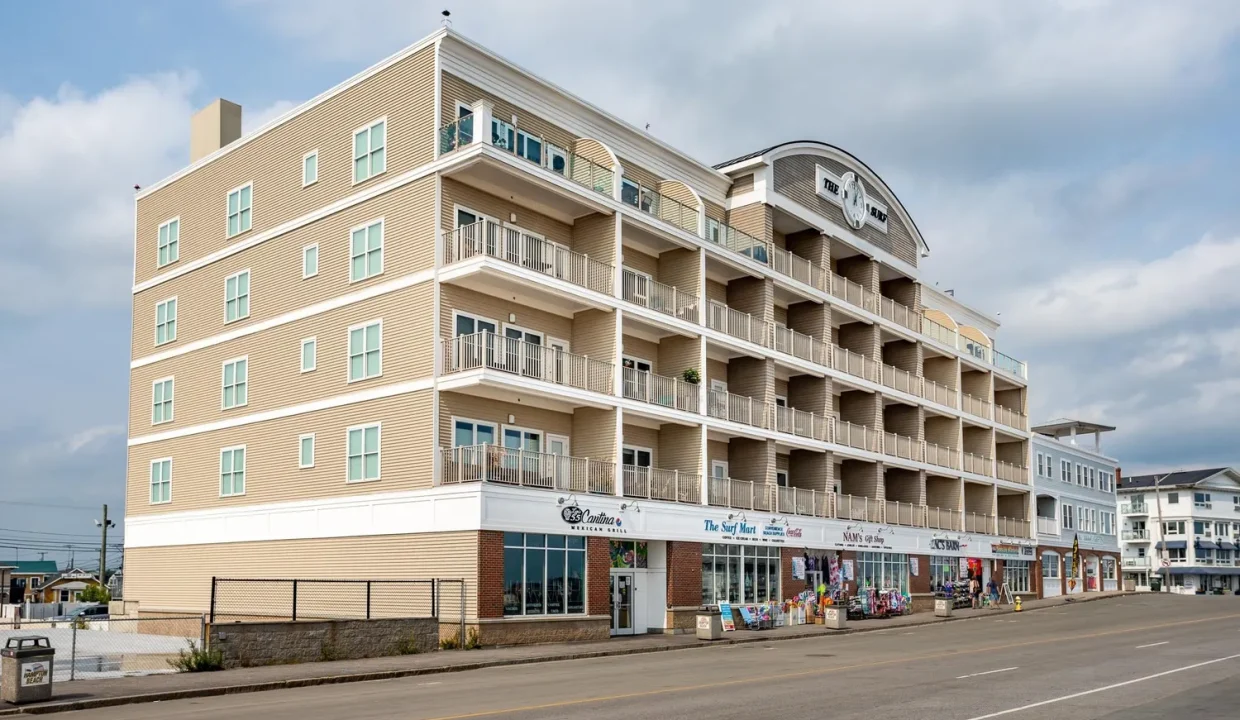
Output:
[1041, 551, 1062, 597]
[700, 543, 781, 606]
[1101, 556, 1117, 591]
[1004, 560, 1032, 595]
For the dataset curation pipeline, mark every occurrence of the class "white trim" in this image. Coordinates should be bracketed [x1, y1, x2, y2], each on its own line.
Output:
[501, 424, 544, 451]
[450, 416, 499, 446]
[547, 433, 571, 455]
[711, 459, 730, 478]
[223, 268, 252, 324]
[453, 203, 499, 228]
[148, 457, 173, 506]
[351, 116, 389, 186]
[299, 433, 316, 469]
[300, 336, 317, 373]
[132, 269, 432, 369]
[218, 444, 247, 498]
[348, 217, 386, 283]
[156, 217, 180, 268]
[129, 377, 433, 446]
[225, 182, 254, 238]
[621, 445, 653, 466]
[451, 309, 500, 336]
[346, 421, 383, 483]
[154, 296, 178, 346]
[621, 355, 653, 372]
[151, 375, 175, 425]
[302, 149, 319, 187]
[220, 355, 250, 411]
[455, 101, 473, 119]
[346, 318, 383, 383]
[302, 243, 319, 279]
[502, 322, 544, 345]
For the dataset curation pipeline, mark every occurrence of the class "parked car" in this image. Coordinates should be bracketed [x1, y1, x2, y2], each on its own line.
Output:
[51, 604, 109, 622]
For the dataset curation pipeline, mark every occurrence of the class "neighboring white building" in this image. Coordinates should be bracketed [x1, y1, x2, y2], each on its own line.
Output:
[1030, 420, 1120, 597]
[1117, 468, 1240, 594]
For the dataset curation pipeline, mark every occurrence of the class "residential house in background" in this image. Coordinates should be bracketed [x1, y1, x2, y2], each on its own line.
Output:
[35, 568, 104, 603]
[5, 560, 59, 603]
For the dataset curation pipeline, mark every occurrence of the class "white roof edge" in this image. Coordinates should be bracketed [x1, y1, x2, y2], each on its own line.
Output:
[1031, 434, 1120, 464]
[136, 28, 448, 200]
[921, 283, 1002, 329]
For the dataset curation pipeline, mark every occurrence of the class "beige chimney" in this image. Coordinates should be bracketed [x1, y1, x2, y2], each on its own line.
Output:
[190, 99, 243, 163]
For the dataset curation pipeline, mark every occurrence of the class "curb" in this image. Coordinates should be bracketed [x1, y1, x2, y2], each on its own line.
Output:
[0, 593, 1124, 716]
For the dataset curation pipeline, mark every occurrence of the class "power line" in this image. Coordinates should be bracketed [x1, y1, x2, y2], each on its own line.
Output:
[0, 527, 122, 540]
[0, 500, 110, 511]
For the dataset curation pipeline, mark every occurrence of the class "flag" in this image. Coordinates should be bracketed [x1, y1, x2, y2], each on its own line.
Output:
[1071, 534, 1081, 579]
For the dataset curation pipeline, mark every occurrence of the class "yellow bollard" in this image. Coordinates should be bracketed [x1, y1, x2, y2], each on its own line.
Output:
[1015, 596, 1022, 612]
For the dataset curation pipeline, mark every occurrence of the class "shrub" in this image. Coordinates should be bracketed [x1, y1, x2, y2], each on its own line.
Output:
[681, 368, 701, 385]
[396, 633, 422, 655]
[168, 641, 224, 672]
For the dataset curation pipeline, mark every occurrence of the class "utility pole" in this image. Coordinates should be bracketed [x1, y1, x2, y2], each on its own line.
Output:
[95, 505, 115, 586]
[1153, 473, 1171, 592]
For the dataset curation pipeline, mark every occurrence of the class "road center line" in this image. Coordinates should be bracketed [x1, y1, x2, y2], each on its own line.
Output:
[957, 667, 1018, 679]
[1135, 641, 1169, 649]
[962, 653, 1240, 720]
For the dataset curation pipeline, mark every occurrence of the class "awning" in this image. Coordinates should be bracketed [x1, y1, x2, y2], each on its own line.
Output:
[1157, 566, 1240, 576]
[1156, 540, 1187, 550]
[1217, 540, 1236, 551]
[1196, 540, 1219, 550]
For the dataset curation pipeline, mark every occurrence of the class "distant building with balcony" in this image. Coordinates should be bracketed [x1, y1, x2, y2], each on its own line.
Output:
[123, 27, 1035, 643]
[1031, 420, 1120, 598]
[1117, 468, 1240, 594]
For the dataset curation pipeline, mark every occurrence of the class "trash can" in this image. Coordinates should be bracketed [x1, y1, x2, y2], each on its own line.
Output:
[1, 636, 55, 705]
[696, 611, 722, 640]
[935, 598, 953, 618]
[824, 606, 847, 629]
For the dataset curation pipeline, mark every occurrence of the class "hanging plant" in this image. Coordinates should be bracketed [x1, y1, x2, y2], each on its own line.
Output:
[681, 368, 701, 385]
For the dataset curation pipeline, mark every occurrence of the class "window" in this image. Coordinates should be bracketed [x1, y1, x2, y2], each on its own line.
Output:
[701, 544, 781, 605]
[1076, 464, 1083, 485]
[227, 183, 253, 237]
[1163, 521, 1185, 535]
[1168, 492, 1179, 504]
[299, 434, 315, 469]
[546, 143, 567, 175]
[1062, 503, 1074, 530]
[453, 418, 497, 447]
[300, 337, 316, 373]
[155, 298, 177, 345]
[929, 556, 963, 590]
[705, 217, 722, 244]
[1061, 459, 1071, 483]
[1078, 506, 1087, 532]
[1193, 521, 1209, 536]
[516, 129, 543, 164]
[1037, 453, 1044, 477]
[621, 177, 640, 207]
[348, 321, 382, 381]
[353, 119, 386, 182]
[149, 458, 171, 504]
[349, 220, 383, 281]
[347, 424, 381, 482]
[856, 552, 910, 593]
[1005, 560, 1031, 594]
[157, 218, 179, 267]
[219, 446, 246, 496]
[1089, 468, 1096, 489]
[503, 533, 586, 616]
[1216, 522, 1229, 536]
[491, 117, 515, 151]
[221, 357, 248, 409]
[302, 150, 318, 186]
[151, 377, 174, 424]
[1194, 492, 1212, 508]
[1168, 548, 1187, 562]
[302, 244, 319, 278]
[225, 269, 251, 323]
[455, 103, 474, 145]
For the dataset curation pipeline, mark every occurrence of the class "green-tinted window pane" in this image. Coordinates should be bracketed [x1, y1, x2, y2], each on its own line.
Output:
[302, 340, 315, 371]
[237, 272, 248, 295]
[366, 350, 380, 376]
[364, 453, 379, 479]
[348, 428, 361, 455]
[368, 223, 381, 249]
[228, 192, 239, 214]
[371, 121, 385, 148]
[354, 131, 367, 158]
[300, 437, 314, 466]
[371, 147, 385, 174]
[354, 156, 367, 181]
[239, 208, 251, 232]
[364, 426, 379, 453]
[239, 185, 251, 207]
[365, 323, 380, 347]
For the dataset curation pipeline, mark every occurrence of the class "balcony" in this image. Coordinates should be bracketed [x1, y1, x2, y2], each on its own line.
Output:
[440, 444, 614, 495]
[1122, 557, 1151, 569]
[707, 476, 776, 512]
[880, 364, 921, 398]
[621, 269, 699, 323]
[961, 393, 991, 420]
[923, 379, 957, 408]
[997, 516, 1029, 537]
[707, 388, 771, 430]
[962, 452, 993, 477]
[924, 442, 959, 470]
[883, 431, 921, 462]
[836, 420, 880, 453]
[1121, 502, 1148, 515]
[926, 506, 961, 531]
[622, 180, 698, 235]
[836, 493, 883, 523]
[773, 405, 833, 443]
[994, 405, 1028, 432]
[1122, 529, 1150, 541]
[1037, 516, 1059, 535]
[441, 332, 614, 396]
[621, 465, 700, 504]
[775, 486, 833, 518]
[885, 500, 927, 528]
[922, 316, 1027, 380]
[996, 461, 1029, 485]
[964, 512, 994, 534]
[621, 367, 698, 413]
[445, 219, 614, 297]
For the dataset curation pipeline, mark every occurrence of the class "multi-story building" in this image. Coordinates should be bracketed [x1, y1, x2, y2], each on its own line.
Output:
[1030, 420, 1120, 598]
[1118, 468, 1240, 594]
[124, 27, 1034, 644]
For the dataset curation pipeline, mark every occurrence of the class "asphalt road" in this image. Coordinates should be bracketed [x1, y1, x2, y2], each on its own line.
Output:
[62, 594, 1240, 719]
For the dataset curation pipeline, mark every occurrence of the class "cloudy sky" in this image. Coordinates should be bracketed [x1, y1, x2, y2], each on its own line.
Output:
[4, 0, 1239, 566]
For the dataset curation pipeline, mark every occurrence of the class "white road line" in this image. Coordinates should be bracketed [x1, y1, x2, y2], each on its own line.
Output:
[956, 667, 1019, 679]
[963, 653, 1240, 720]
[1135, 641, 1169, 649]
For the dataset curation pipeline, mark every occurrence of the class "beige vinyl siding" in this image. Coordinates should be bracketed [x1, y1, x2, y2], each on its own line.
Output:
[618, 158, 661, 191]
[621, 335, 659, 372]
[621, 424, 660, 466]
[440, 73, 577, 153]
[571, 408, 618, 460]
[129, 283, 433, 435]
[439, 392, 572, 448]
[658, 248, 700, 296]
[727, 174, 754, 197]
[570, 309, 616, 363]
[773, 305, 788, 326]
[571, 214, 617, 266]
[706, 358, 729, 386]
[656, 336, 699, 379]
[124, 530, 478, 615]
[726, 203, 771, 243]
[705, 279, 727, 304]
[127, 390, 434, 515]
[441, 286, 573, 341]
[441, 178, 574, 249]
[621, 247, 659, 278]
[133, 177, 435, 358]
[706, 440, 730, 470]
[657, 425, 701, 476]
[703, 199, 725, 221]
[136, 45, 436, 284]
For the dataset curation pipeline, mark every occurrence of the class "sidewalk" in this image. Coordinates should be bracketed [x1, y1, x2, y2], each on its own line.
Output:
[0, 591, 1125, 716]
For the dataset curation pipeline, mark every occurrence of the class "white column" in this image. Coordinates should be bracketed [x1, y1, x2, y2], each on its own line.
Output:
[468, 100, 493, 147]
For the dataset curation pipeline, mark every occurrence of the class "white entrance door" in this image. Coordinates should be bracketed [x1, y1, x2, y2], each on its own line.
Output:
[610, 571, 636, 636]
[622, 357, 653, 401]
[547, 435, 571, 491]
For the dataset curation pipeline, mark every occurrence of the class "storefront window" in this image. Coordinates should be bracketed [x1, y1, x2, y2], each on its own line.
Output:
[929, 556, 963, 591]
[503, 532, 586, 616]
[609, 540, 648, 568]
[1004, 560, 1031, 594]
[1042, 552, 1060, 579]
[856, 552, 909, 593]
[701, 543, 780, 605]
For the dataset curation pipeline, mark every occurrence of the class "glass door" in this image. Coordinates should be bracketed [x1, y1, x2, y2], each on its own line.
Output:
[454, 314, 497, 370]
[622, 447, 652, 497]
[504, 327, 543, 378]
[610, 571, 635, 636]
[502, 428, 542, 486]
[547, 435, 572, 491]
[621, 357, 652, 401]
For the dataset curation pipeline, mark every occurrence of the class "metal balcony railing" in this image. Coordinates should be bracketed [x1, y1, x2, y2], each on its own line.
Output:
[964, 512, 994, 534]
[880, 363, 921, 397]
[996, 461, 1029, 485]
[447, 220, 614, 294]
[1121, 502, 1148, 514]
[707, 388, 771, 429]
[832, 345, 881, 383]
[886, 500, 926, 528]
[706, 476, 776, 512]
[1122, 557, 1151, 568]
[773, 405, 834, 443]
[882, 431, 920, 461]
[1122, 529, 1149, 540]
[622, 180, 698, 234]
[919, 316, 1027, 379]
[961, 393, 992, 420]
[994, 405, 1028, 431]
[440, 444, 614, 495]
[836, 493, 883, 523]
[923, 379, 957, 408]
[621, 367, 699, 413]
[442, 332, 613, 395]
[775, 486, 833, 518]
[621, 269, 699, 323]
[878, 295, 920, 332]
[924, 442, 959, 470]
[1037, 516, 1060, 535]
[962, 452, 993, 477]
[621, 465, 700, 505]
[706, 300, 771, 347]
[997, 516, 1029, 537]
[836, 420, 879, 453]
[926, 506, 961, 531]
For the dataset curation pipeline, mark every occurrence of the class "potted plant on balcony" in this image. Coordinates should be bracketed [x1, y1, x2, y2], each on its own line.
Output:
[681, 368, 701, 385]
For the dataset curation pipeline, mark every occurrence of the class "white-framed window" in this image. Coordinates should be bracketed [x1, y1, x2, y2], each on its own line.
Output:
[302, 149, 318, 186]
[453, 417, 497, 446]
[1168, 492, 1179, 504]
[516, 129, 543, 164]
[1163, 520, 1184, 535]
[149, 458, 172, 505]
[224, 269, 251, 323]
[1062, 503, 1074, 530]
[1075, 463, 1082, 485]
[302, 243, 319, 278]
[300, 337, 317, 373]
[299, 434, 315, 469]
[219, 446, 246, 496]
[1036, 453, 1044, 477]
[155, 297, 177, 345]
[1089, 467, 1096, 489]
[1194, 492, 1212, 508]
[349, 219, 384, 282]
[1078, 506, 1087, 531]
[353, 118, 386, 183]
[1061, 459, 1070, 483]
[348, 320, 382, 382]
[491, 117, 515, 151]
[151, 377, 174, 425]
[157, 218, 180, 267]
[227, 183, 253, 237]
[347, 423, 381, 482]
[1042, 553, 1060, 579]
[546, 142, 567, 175]
[221, 357, 249, 409]
[705, 216, 722, 244]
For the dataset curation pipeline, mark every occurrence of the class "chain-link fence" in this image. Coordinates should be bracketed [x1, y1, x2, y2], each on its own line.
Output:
[0, 615, 205, 682]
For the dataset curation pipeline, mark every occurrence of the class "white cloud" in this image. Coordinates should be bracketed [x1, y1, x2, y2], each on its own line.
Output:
[243, 99, 297, 134]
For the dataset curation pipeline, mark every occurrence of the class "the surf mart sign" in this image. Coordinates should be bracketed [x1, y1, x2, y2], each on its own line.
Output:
[814, 165, 889, 234]
[702, 518, 804, 544]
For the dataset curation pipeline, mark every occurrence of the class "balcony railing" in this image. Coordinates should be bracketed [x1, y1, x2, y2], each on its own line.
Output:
[827, 269, 875, 312]
[878, 295, 920, 332]
[707, 389, 770, 429]
[886, 500, 926, 528]
[1122, 557, 1151, 568]
[621, 269, 699, 323]
[1121, 502, 1148, 514]
[836, 493, 882, 522]
[439, 115, 615, 197]
[962, 452, 993, 477]
[923, 379, 957, 408]
[621, 367, 698, 414]
[997, 516, 1029, 537]
[880, 364, 921, 397]
[776, 486, 833, 518]
[961, 393, 991, 419]
[964, 512, 994, 534]
[447, 219, 614, 295]
[996, 461, 1029, 485]
[770, 244, 828, 290]
[994, 405, 1028, 431]
[926, 506, 961, 531]
[993, 351, 1025, 378]
[883, 431, 920, 461]
[1037, 516, 1059, 535]
[622, 180, 698, 234]
[707, 476, 776, 512]
[924, 442, 958, 470]
[773, 405, 833, 443]
[1122, 529, 1150, 541]
[442, 332, 613, 395]
[836, 420, 879, 453]
[706, 300, 771, 347]
[919, 316, 1027, 379]
[772, 324, 830, 365]
[621, 465, 700, 505]
[833, 345, 881, 383]
[440, 445, 614, 495]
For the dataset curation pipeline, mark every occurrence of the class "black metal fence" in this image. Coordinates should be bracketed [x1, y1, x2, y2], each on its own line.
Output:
[209, 578, 467, 628]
